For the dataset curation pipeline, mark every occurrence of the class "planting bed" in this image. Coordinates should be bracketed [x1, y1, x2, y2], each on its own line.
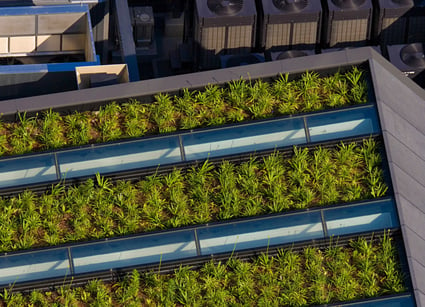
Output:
[0, 68, 367, 156]
[0, 235, 406, 306]
[0, 138, 387, 253]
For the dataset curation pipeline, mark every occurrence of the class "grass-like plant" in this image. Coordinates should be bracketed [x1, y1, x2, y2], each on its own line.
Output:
[0, 139, 386, 253]
[0, 67, 368, 157]
[0, 235, 406, 306]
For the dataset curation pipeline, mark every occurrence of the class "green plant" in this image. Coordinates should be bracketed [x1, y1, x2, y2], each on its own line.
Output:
[65, 111, 91, 145]
[0, 68, 368, 158]
[39, 109, 66, 149]
[150, 93, 176, 133]
[97, 102, 122, 141]
[0, 139, 387, 254]
[0, 236, 406, 306]
[122, 99, 149, 137]
[9, 112, 37, 155]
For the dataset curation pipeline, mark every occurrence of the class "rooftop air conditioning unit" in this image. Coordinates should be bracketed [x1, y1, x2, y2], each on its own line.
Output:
[407, 0, 425, 43]
[269, 49, 315, 61]
[387, 43, 425, 86]
[194, 0, 257, 70]
[373, 0, 413, 46]
[220, 53, 265, 67]
[260, 0, 322, 51]
[130, 6, 155, 48]
[324, 0, 373, 47]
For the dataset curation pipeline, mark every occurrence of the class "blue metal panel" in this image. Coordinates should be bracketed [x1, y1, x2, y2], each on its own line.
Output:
[0, 4, 91, 16]
[0, 57, 100, 74]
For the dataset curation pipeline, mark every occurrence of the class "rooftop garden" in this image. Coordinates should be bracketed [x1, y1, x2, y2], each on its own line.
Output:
[0, 138, 387, 253]
[0, 67, 368, 157]
[0, 235, 406, 306]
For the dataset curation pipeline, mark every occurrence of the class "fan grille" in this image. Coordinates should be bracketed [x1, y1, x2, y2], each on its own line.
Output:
[331, 0, 366, 9]
[277, 50, 308, 60]
[272, 0, 309, 12]
[400, 43, 425, 68]
[207, 0, 244, 16]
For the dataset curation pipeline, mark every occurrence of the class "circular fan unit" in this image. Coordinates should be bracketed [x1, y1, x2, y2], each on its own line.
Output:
[207, 0, 244, 16]
[400, 43, 425, 68]
[226, 55, 262, 67]
[276, 50, 308, 60]
[272, 0, 309, 12]
[331, 0, 366, 9]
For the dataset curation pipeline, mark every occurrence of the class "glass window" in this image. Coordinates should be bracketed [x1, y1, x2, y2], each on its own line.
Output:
[57, 136, 182, 179]
[0, 154, 57, 189]
[197, 212, 324, 255]
[307, 107, 380, 143]
[182, 118, 306, 160]
[0, 249, 70, 286]
[324, 199, 399, 237]
[72, 230, 197, 274]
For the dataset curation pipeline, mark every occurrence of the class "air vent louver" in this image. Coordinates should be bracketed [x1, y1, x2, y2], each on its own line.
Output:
[373, 0, 413, 46]
[194, 0, 257, 70]
[407, 1, 425, 43]
[130, 6, 155, 48]
[324, 0, 372, 47]
[260, 0, 321, 51]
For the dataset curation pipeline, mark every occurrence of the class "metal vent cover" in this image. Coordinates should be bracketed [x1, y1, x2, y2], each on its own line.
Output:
[194, 0, 257, 69]
[325, 0, 372, 47]
[407, 2, 425, 43]
[260, 0, 322, 51]
[130, 6, 154, 48]
[373, 0, 414, 45]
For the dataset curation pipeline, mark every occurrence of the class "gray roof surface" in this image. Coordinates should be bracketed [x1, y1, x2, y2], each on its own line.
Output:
[370, 51, 425, 307]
